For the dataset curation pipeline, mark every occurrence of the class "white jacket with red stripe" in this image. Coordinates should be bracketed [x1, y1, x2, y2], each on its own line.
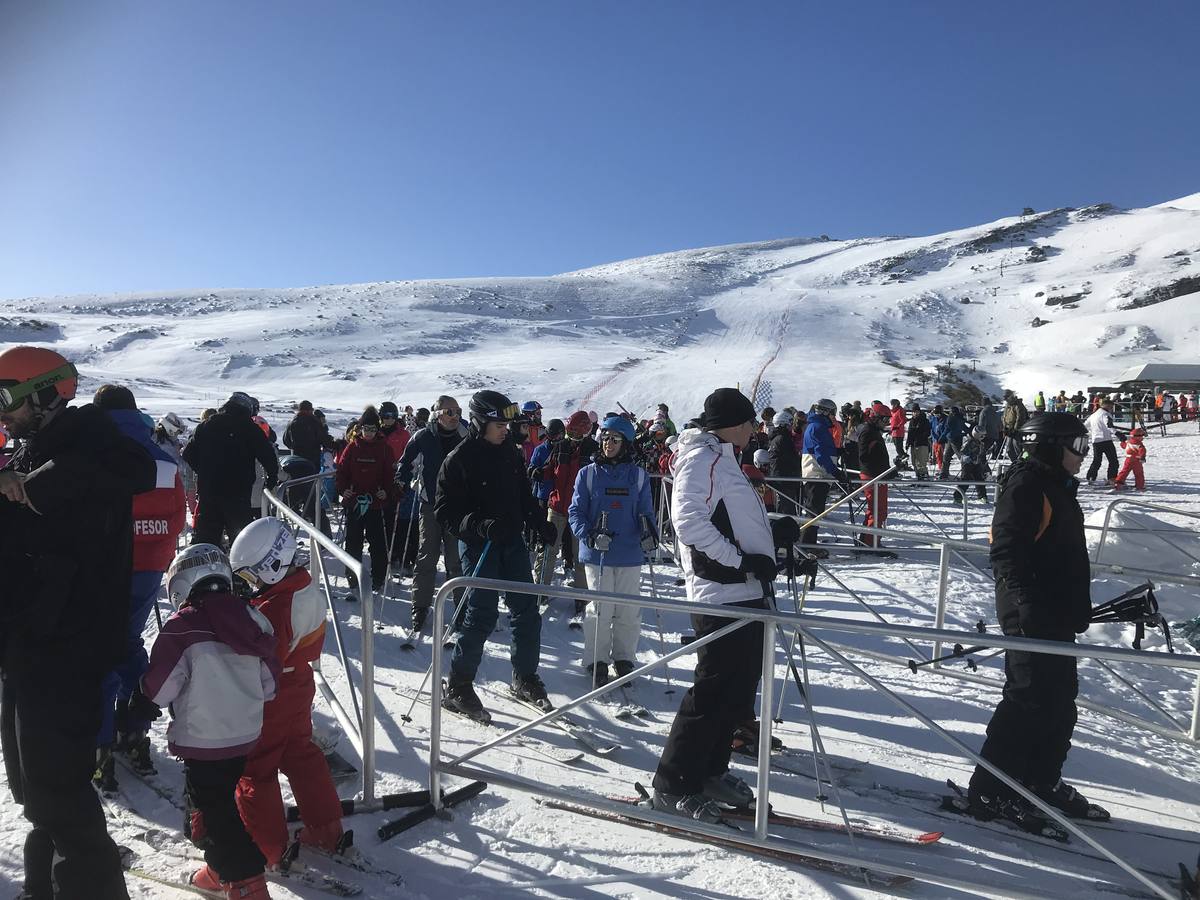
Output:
[671, 428, 774, 606]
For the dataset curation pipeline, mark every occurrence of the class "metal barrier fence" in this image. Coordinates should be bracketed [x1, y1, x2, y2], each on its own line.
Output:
[261, 478, 378, 802]
[1092, 496, 1200, 568]
[425, 575, 1196, 899]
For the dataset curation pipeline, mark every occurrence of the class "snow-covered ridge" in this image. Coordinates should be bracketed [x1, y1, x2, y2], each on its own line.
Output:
[3, 193, 1198, 427]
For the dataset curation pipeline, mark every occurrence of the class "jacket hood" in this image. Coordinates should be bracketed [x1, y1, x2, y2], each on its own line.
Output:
[108, 407, 174, 464]
[675, 427, 720, 457]
[203, 592, 278, 661]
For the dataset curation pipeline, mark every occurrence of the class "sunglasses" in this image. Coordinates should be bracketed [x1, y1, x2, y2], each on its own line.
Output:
[439, 408, 461, 417]
[359, 425, 378, 434]
[600, 432, 624, 443]
[0, 362, 77, 413]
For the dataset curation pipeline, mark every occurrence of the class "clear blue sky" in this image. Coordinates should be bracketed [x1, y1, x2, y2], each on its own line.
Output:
[2, 1, 1197, 299]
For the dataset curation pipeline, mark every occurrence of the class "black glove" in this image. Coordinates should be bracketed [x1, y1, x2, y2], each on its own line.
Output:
[479, 518, 516, 544]
[264, 473, 278, 491]
[770, 516, 800, 548]
[536, 519, 558, 545]
[740, 553, 779, 583]
[128, 684, 162, 723]
[781, 556, 819, 579]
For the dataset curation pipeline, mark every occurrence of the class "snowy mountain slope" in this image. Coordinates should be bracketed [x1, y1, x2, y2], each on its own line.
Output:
[3, 194, 1199, 430]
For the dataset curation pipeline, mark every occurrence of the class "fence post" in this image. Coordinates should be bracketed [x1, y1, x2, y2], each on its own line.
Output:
[932, 543, 950, 666]
[755, 621, 775, 840]
[358, 553, 376, 803]
[1191, 674, 1200, 741]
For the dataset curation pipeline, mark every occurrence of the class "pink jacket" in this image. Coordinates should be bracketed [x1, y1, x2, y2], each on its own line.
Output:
[142, 591, 280, 760]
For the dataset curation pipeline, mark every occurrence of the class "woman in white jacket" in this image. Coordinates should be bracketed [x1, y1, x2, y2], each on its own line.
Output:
[648, 388, 781, 822]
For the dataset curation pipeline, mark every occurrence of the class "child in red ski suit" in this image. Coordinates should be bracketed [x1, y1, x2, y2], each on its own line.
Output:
[1114, 428, 1147, 491]
[230, 519, 345, 868]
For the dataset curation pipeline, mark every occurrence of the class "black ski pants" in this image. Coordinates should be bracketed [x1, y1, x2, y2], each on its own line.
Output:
[1, 663, 128, 900]
[344, 506, 388, 592]
[192, 492, 253, 549]
[653, 598, 766, 796]
[1086, 440, 1119, 482]
[184, 756, 265, 883]
[968, 641, 1078, 798]
[800, 480, 831, 548]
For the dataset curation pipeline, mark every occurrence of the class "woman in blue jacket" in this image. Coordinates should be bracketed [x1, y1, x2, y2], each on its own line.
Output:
[568, 416, 657, 687]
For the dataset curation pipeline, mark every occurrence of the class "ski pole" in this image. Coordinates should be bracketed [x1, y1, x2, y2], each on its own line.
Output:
[907, 643, 987, 673]
[376, 497, 406, 630]
[644, 555, 675, 695]
[401, 540, 492, 724]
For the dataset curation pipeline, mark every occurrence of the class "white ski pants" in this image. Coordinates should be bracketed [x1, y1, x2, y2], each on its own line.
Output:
[582, 564, 642, 666]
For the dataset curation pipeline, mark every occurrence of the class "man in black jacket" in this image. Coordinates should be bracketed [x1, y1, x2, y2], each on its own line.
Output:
[965, 412, 1107, 831]
[282, 399, 330, 468]
[434, 390, 556, 723]
[396, 395, 469, 634]
[183, 391, 279, 547]
[0, 346, 156, 900]
[766, 410, 801, 515]
[854, 408, 892, 552]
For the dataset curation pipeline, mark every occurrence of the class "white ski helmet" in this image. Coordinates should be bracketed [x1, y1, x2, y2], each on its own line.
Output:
[159, 412, 186, 437]
[166, 544, 233, 608]
[229, 516, 297, 587]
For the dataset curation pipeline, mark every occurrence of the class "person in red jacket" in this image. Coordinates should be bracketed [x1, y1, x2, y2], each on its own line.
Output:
[92, 384, 187, 793]
[230, 517, 345, 869]
[377, 401, 411, 571]
[888, 399, 907, 464]
[334, 407, 395, 594]
[1113, 428, 1148, 491]
[532, 411, 597, 600]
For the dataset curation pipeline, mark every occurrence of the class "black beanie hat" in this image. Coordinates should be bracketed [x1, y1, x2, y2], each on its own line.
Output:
[702, 388, 756, 430]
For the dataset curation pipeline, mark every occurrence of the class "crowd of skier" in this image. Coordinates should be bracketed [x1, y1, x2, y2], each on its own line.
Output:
[0, 343, 1192, 899]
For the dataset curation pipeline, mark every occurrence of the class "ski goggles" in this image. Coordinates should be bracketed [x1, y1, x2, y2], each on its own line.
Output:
[0, 363, 77, 413]
[358, 424, 378, 435]
[481, 403, 523, 423]
[437, 406, 461, 418]
[1064, 435, 1089, 456]
[599, 430, 625, 443]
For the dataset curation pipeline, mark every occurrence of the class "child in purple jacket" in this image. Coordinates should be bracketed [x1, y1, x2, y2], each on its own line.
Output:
[135, 543, 279, 900]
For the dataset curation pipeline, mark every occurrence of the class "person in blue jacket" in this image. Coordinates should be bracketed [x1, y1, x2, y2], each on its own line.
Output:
[527, 418, 565, 511]
[799, 400, 841, 553]
[568, 415, 657, 687]
[939, 406, 967, 479]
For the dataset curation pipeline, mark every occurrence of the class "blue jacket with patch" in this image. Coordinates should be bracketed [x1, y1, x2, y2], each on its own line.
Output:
[801, 413, 838, 477]
[568, 458, 656, 567]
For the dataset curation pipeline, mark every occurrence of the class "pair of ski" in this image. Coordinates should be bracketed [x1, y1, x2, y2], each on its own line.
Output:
[539, 783, 924, 890]
[101, 782, 364, 897]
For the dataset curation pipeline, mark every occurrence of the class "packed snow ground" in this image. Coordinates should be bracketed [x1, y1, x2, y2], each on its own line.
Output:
[2, 193, 1199, 432]
[2, 425, 1198, 899]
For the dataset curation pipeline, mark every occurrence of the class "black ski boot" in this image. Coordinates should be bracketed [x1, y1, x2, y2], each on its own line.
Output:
[117, 730, 157, 776]
[93, 746, 118, 795]
[586, 662, 610, 688]
[410, 605, 429, 634]
[1029, 779, 1111, 821]
[730, 721, 784, 755]
[511, 671, 553, 711]
[443, 678, 491, 724]
[959, 785, 1067, 840]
